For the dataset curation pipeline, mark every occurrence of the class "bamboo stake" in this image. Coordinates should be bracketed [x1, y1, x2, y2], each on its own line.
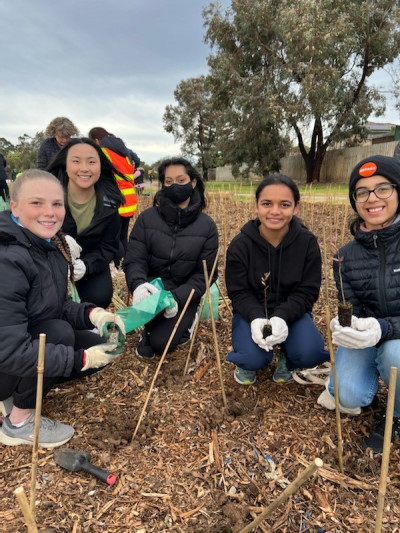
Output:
[183, 254, 219, 376]
[30, 333, 46, 514]
[325, 306, 344, 474]
[215, 281, 233, 318]
[374, 366, 398, 533]
[14, 486, 39, 533]
[202, 260, 228, 410]
[237, 458, 323, 533]
[131, 289, 195, 442]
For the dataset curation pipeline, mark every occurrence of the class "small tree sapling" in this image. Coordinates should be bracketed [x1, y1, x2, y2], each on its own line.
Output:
[333, 255, 353, 327]
[261, 272, 272, 338]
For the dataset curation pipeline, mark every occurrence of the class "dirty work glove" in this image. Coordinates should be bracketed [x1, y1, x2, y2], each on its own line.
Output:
[330, 315, 357, 334]
[265, 317, 288, 347]
[332, 318, 381, 349]
[164, 299, 178, 319]
[72, 258, 86, 281]
[250, 318, 270, 350]
[89, 307, 126, 343]
[132, 282, 159, 305]
[65, 234, 82, 261]
[81, 343, 119, 371]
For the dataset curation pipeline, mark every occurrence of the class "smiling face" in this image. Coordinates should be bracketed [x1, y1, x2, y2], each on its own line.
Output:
[354, 175, 399, 230]
[66, 143, 101, 196]
[255, 184, 299, 243]
[10, 178, 65, 239]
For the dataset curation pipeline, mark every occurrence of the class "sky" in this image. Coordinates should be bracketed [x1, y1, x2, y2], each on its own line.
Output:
[0, 0, 399, 166]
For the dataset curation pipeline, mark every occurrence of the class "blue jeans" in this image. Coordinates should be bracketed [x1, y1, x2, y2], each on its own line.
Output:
[328, 340, 400, 417]
[227, 313, 329, 371]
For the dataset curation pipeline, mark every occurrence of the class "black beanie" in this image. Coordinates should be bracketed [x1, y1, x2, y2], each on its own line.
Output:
[349, 155, 400, 211]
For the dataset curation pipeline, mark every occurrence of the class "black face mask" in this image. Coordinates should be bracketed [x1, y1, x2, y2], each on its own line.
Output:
[163, 182, 194, 204]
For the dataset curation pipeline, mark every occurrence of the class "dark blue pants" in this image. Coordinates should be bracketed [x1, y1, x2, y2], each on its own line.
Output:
[227, 313, 329, 371]
[0, 319, 103, 409]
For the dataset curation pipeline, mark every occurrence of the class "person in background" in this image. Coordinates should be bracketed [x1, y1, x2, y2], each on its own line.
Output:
[124, 157, 218, 358]
[0, 153, 9, 201]
[0, 170, 125, 448]
[147, 169, 154, 185]
[37, 117, 79, 170]
[225, 174, 329, 385]
[48, 138, 124, 308]
[88, 127, 137, 267]
[134, 167, 145, 195]
[321, 155, 400, 453]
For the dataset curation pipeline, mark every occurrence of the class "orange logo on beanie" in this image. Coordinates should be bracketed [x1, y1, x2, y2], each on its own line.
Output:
[359, 162, 377, 177]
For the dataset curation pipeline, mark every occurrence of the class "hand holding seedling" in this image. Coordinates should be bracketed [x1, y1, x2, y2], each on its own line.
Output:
[89, 307, 126, 344]
[331, 240, 353, 326]
[331, 316, 382, 348]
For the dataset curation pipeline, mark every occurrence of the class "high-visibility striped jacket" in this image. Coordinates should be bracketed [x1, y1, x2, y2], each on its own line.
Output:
[100, 136, 137, 218]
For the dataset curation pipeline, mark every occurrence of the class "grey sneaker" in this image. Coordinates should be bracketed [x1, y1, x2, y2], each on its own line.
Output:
[0, 413, 74, 448]
[234, 366, 256, 385]
[273, 352, 293, 383]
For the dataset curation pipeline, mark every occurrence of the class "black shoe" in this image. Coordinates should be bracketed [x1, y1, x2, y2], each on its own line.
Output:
[178, 329, 191, 346]
[136, 332, 155, 359]
[362, 415, 400, 453]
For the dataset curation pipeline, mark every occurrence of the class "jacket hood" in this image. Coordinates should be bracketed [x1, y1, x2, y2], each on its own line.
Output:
[240, 217, 303, 250]
[100, 135, 129, 158]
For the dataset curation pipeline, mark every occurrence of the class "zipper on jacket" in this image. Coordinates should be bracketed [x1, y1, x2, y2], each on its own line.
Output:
[167, 210, 182, 276]
[375, 233, 389, 316]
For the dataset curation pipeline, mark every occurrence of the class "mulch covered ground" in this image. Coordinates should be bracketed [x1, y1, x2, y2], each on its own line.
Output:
[1, 192, 399, 533]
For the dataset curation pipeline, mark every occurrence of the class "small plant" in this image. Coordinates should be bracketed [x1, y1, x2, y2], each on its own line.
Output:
[333, 253, 353, 327]
[261, 272, 272, 338]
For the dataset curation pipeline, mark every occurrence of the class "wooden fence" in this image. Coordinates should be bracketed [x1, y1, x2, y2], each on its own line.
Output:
[214, 140, 399, 183]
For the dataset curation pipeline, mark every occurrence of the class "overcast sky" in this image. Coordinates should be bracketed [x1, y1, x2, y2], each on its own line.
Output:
[1, 0, 399, 166]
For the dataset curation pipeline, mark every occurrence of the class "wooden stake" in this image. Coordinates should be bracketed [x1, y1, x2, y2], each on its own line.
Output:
[183, 254, 219, 376]
[374, 366, 398, 533]
[14, 486, 39, 533]
[325, 306, 344, 474]
[131, 289, 195, 442]
[30, 333, 46, 514]
[237, 458, 323, 533]
[202, 260, 228, 410]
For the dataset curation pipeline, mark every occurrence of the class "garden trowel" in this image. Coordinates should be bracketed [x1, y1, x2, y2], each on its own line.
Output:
[54, 448, 117, 485]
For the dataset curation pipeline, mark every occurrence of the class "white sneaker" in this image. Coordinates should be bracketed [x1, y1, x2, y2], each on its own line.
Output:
[317, 380, 361, 415]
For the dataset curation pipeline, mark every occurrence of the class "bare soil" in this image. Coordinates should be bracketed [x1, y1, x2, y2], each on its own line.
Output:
[1, 193, 399, 533]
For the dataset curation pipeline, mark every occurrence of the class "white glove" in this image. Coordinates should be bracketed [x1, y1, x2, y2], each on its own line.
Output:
[332, 318, 381, 349]
[250, 318, 270, 350]
[132, 282, 159, 305]
[65, 234, 82, 261]
[265, 317, 288, 346]
[89, 307, 126, 341]
[72, 258, 86, 281]
[81, 343, 119, 371]
[164, 300, 178, 319]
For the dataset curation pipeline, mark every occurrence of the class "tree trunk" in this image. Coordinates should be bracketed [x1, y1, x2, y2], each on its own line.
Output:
[302, 146, 326, 183]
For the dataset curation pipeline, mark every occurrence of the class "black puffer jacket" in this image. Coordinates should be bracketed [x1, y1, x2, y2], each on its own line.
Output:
[226, 218, 322, 324]
[37, 137, 61, 170]
[123, 189, 218, 307]
[335, 220, 400, 341]
[0, 212, 94, 378]
[62, 186, 121, 275]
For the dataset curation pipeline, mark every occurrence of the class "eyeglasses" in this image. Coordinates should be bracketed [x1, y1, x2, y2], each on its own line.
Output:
[353, 183, 397, 203]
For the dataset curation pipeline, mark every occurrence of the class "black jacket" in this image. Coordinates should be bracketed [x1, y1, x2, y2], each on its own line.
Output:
[335, 220, 400, 341]
[62, 187, 121, 276]
[0, 212, 94, 378]
[225, 218, 322, 324]
[123, 189, 218, 307]
[37, 137, 61, 170]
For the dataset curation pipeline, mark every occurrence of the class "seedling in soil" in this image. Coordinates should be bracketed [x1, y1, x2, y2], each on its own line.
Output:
[261, 272, 272, 338]
[333, 255, 353, 327]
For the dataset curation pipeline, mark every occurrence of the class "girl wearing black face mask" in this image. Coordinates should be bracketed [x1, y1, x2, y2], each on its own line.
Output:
[123, 157, 218, 359]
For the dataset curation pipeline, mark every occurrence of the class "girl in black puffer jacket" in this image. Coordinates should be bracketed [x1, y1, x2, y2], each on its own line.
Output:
[124, 157, 218, 358]
[322, 155, 400, 453]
